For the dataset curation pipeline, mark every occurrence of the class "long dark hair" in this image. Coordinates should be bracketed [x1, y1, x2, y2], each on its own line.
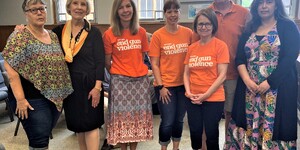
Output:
[245, 0, 289, 33]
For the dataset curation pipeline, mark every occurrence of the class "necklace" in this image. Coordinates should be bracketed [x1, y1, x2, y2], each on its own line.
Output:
[69, 27, 84, 51]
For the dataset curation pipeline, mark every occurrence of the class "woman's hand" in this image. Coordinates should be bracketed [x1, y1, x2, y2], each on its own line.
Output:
[16, 99, 34, 120]
[14, 24, 25, 32]
[147, 70, 153, 76]
[237, 65, 259, 94]
[159, 87, 172, 104]
[185, 92, 196, 99]
[190, 93, 209, 105]
[88, 88, 101, 108]
[257, 80, 270, 94]
[245, 79, 259, 94]
[185, 92, 200, 102]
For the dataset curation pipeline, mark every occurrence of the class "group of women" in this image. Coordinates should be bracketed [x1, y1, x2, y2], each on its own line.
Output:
[2, 0, 299, 150]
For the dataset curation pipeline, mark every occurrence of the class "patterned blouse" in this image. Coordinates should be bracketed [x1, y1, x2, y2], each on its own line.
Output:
[2, 28, 73, 110]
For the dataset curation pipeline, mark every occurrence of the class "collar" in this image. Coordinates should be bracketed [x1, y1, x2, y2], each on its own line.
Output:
[83, 19, 91, 32]
[210, 0, 238, 14]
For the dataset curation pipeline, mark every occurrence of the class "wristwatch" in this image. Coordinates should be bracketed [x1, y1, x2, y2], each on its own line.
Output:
[157, 85, 164, 90]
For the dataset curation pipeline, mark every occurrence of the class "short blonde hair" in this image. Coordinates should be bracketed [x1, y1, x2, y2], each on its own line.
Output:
[66, 0, 90, 15]
[22, 0, 46, 12]
[110, 0, 139, 36]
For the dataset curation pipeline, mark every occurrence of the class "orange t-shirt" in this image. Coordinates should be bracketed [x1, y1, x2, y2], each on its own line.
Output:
[149, 25, 193, 87]
[192, 2, 249, 80]
[103, 27, 149, 77]
[184, 37, 229, 102]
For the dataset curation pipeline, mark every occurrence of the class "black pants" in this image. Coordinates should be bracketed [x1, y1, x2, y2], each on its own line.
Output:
[184, 99, 224, 150]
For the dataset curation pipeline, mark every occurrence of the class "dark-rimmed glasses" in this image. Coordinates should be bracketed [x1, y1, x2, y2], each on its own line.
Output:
[25, 7, 47, 14]
[197, 23, 212, 29]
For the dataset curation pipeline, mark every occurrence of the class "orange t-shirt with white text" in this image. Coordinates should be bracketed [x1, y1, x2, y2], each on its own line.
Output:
[103, 27, 149, 77]
[184, 37, 229, 102]
[192, 3, 249, 80]
[149, 25, 193, 87]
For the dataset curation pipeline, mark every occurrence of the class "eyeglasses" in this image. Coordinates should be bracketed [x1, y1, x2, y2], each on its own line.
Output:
[197, 23, 212, 29]
[25, 7, 47, 14]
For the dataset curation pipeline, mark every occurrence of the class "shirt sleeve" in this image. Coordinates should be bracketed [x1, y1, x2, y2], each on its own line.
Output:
[92, 28, 105, 81]
[267, 20, 300, 89]
[235, 32, 250, 67]
[2, 31, 27, 69]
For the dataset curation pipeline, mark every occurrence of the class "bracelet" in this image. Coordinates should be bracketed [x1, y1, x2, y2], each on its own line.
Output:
[157, 85, 164, 90]
[94, 87, 102, 91]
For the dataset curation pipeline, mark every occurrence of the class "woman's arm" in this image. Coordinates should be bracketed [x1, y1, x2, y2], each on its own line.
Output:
[237, 64, 258, 94]
[235, 32, 259, 94]
[266, 20, 300, 89]
[105, 54, 112, 71]
[4, 61, 33, 119]
[89, 28, 105, 108]
[150, 56, 171, 104]
[198, 63, 228, 102]
[150, 57, 162, 85]
[92, 28, 105, 87]
[183, 64, 198, 102]
[183, 65, 192, 97]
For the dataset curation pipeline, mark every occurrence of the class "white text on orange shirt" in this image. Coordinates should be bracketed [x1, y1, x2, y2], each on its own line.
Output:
[189, 56, 213, 67]
[163, 43, 189, 55]
[116, 39, 142, 51]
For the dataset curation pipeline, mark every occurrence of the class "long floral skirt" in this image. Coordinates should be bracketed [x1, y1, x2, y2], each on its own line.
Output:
[224, 90, 296, 150]
[107, 75, 153, 145]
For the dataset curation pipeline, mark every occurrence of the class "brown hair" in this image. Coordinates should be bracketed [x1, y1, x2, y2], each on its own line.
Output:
[110, 0, 139, 36]
[193, 8, 218, 36]
[163, 0, 180, 13]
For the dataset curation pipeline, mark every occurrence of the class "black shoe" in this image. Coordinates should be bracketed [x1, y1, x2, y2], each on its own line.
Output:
[101, 139, 120, 150]
[101, 139, 110, 150]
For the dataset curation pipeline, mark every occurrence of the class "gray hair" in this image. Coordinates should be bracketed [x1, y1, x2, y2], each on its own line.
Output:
[66, 0, 91, 15]
[22, 0, 46, 12]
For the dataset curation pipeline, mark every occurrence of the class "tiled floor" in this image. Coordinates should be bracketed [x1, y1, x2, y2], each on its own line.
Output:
[0, 98, 226, 150]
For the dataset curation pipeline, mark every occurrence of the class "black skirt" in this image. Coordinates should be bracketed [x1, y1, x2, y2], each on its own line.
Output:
[63, 71, 104, 132]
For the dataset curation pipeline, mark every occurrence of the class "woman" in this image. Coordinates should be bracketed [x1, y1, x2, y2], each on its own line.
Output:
[103, 0, 153, 150]
[183, 8, 229, 150]
[52, 0, 105, 149]
[2, 0, 73, 149]
[149, 0, 192, 149]
[225, 0, 300, 149]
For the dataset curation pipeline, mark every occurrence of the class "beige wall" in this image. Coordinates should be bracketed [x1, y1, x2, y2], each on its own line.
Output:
[0, 0, 111, 25]
[94, 0, 113, 24]
[0, 0, 54, 25]
[0, 0, 212, 25]
[0, 0, 299, 25]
